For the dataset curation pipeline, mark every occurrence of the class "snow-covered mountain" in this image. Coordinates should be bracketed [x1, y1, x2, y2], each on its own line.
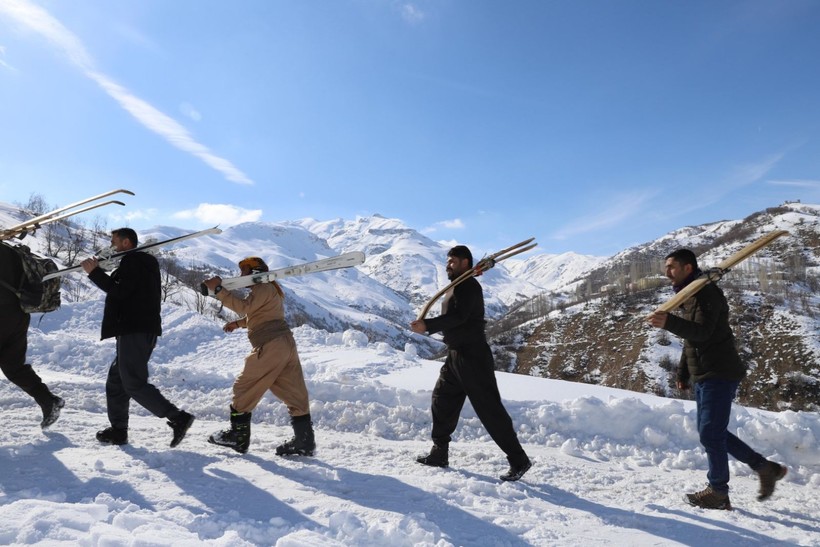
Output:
[294, 214, 549, 317]
[0, 201, 599, 359]
[505, 251, 606, 293]
[506, 202, 820, 412]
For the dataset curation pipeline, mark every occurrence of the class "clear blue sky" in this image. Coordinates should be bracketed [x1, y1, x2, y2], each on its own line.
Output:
[1, 0, 819, 257]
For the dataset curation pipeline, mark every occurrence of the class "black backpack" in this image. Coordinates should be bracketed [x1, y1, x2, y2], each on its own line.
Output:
[0, 242, 61, 313]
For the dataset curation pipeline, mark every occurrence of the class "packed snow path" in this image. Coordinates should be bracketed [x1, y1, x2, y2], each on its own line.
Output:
[1, 302, 818, 545]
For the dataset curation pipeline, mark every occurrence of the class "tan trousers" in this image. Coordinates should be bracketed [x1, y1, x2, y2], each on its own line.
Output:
[232, 333, 310, 416]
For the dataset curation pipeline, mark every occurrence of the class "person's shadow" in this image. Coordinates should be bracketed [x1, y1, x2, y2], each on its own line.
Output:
[522, 482, 797, 546]
[124, 446, 315, 535]
[0, 432, 152, 509]
[246, 454, 529, 546]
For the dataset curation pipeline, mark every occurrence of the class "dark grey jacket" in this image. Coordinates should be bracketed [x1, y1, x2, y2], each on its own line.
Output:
[664, 282, 746, 384]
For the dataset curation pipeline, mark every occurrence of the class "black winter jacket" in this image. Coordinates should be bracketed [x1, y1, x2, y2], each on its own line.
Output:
[664, 282, 746, 384]
[88, 251, 162, 339]
[0, 243, 25, 319]
[424, 277, 487, 348]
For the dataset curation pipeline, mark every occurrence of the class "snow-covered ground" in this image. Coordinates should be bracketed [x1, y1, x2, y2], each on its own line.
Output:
[1, 299, 819, 546]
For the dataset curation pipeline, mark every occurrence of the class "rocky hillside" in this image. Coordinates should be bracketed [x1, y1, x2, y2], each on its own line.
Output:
[493, 202, 820, 411]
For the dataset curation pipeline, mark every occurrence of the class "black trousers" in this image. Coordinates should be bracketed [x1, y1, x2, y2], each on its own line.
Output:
[106, 333, 177, 429]
[430, 343, 527, 464]
[0, 313, 53, 407]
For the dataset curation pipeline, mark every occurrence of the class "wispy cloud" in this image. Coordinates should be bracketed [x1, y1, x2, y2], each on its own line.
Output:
[173, 203, 262, 226]
[400, 4, 425, 25]
[0, 0, 253, 185]
[114, 208, 159, 222]
[0, 44, 13, 70]
[552, 190, 658, 240]
[421, 218, 465, 234]
[180, 102, 202, 122]
[767, 179, 820, 189]
[671, 153, 786, 218]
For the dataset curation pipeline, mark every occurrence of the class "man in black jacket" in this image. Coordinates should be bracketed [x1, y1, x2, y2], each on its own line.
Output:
[82, 228, 194, 447]
[0, 243, 63, 428]
[648, 248, 787, 510]
[411, 245, 531, 481]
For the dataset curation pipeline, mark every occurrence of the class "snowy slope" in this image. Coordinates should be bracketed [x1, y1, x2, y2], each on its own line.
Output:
[505, 251, 605, 294]
[1, 300, 819, 546]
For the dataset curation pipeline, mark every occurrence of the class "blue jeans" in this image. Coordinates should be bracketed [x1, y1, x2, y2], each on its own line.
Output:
[695, 379, 766, 493]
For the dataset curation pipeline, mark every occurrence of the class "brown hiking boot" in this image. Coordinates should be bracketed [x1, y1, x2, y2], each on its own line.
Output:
[757, 461, 787, 501]
[685, 486, 732, 510]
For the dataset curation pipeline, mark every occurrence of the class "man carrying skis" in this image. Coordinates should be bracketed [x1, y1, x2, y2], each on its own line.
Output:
[0, 243, 63, 428]
[82, 228, 194, 447]
[647, 248, 787, 509]
[202, 257, 314, 456]
[410, 245, 531, 481]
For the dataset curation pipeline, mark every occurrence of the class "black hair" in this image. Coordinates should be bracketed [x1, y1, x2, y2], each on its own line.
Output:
[665, 248, 698, 269]
[447, 245, 473, 268]
[112, 227, 139, 247]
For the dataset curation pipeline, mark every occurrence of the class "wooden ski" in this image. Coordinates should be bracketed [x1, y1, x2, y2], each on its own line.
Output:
[654, 229, 789, 313]
[417, 237, 537, 320]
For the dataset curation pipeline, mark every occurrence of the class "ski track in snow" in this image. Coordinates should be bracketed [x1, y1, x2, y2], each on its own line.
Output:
[1, 301, 818, 546]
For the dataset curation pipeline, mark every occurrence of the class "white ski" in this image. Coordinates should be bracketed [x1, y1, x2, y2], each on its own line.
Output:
[201, 251, 366, 295]
[2, 189, 134, 240]
[43, 226, 222, 280]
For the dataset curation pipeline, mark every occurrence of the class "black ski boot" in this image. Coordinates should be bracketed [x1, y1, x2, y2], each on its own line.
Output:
[276, 414, 315, 456]
[208, 406, 251, 454]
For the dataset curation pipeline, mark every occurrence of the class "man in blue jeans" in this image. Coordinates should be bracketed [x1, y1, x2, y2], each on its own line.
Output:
[648, 249, 786, 510]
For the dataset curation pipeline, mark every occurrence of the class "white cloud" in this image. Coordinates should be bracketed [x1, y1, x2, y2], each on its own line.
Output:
[116, 208, 159, 222]
[552, 190, 658, 240]
[421, 218, 465, 234]
[0, 45, 13, 70]
[440, 218, 465, 229]
[180, 102, 202, 122]
[173, 203, 262, 226]
[767, 179, 820, 188]
[0, 0, 252, 185]
[400, 4, 425, 25]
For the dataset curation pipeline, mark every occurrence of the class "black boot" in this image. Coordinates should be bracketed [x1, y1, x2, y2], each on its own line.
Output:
[416, 444, 449, 467]
[208, 406, 251, 454]
[276, 414, 315, 456]
[97, 426, 128, 445]
[39, 395, 64, 429]
[168, 409, 195, 448]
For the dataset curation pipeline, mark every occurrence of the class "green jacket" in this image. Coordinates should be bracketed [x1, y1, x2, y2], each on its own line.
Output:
[663, 282, 746, 385]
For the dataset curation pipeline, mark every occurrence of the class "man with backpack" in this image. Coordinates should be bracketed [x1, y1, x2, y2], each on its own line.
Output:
[81, 228, 194, 448]
[0, 242, 64, 428]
